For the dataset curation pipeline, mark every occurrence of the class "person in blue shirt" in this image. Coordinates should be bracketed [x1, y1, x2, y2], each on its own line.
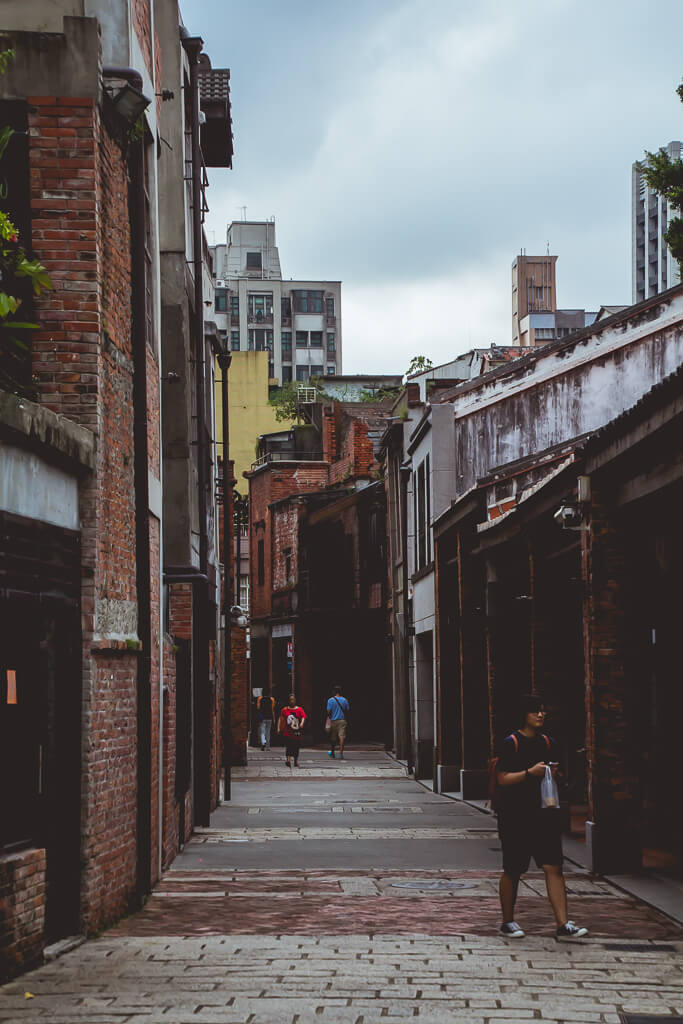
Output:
[327, 685, 349, 759]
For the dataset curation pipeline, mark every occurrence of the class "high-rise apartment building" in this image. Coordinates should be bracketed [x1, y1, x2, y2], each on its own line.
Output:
[632, 141, 682, 303]
[512, 252, 596, 346]
[211, 220, 342, 384]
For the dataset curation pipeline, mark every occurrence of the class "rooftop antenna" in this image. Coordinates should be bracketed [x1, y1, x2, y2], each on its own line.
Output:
[239, 205, 247, 221]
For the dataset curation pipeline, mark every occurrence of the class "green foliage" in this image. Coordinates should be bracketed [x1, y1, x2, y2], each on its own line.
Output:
[269, 380, 301, 422]
[405, 355, 433, 377]
[636, 80, 683, 273]
[0, 49, 54, 396]
[357, 387, 401, 403]
[0, 48, 15, 75]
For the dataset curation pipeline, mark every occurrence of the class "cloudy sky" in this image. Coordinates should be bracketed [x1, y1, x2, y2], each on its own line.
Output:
[186, 0, 683, 375]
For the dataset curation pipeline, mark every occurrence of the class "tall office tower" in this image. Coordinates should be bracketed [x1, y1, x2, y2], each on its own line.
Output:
[212, 220, 342, 384]
[632, 141, 682, 304]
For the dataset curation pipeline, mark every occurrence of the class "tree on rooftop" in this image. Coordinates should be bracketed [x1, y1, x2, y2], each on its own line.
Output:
[405, 355, 433, 378]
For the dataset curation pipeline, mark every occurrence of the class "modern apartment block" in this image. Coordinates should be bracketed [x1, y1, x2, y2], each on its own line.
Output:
[512, 252, 596, 346]
[211, 221, 342, 383]
[632, 141, 682, 303]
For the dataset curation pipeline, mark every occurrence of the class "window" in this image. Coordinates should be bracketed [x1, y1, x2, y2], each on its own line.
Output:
[326, 297, 335, 317]
[311, 364, 323, 377]
[248, 292, 273, 319]
[282, 365, 293, 383]
[281, 331, 292, 359]
[281, 296, 291, 318]
[230, 330, 240, 351]
[414, 455, 431, 572]
[326, 365, 336, 375]
[215, 288, 227, 313]
[296, 366, 309, 382]
[257, 539, 265, 585]
[239, 575, 249, 611]
[284, 547, 292, 582]
[310, 331, 323, 347]
[229, 295, 239, 317]
[293, 289, 323, 313]
[248, 329, 273, 352]
[246, 251, 262, 269]
[296, 331, 308, 347]
[327, 331, 335, 354]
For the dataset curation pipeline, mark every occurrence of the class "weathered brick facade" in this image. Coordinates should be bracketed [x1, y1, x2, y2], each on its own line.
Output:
[0, 849, 46, 982]
[0, 1, 233, 980]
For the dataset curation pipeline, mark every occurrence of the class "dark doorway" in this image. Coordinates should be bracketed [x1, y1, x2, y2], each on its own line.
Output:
[0, 596, 82, 943]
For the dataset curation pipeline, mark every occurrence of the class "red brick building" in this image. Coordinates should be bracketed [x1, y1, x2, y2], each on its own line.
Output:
[0, 0, 232, 980]
[246, 398, 393, 741]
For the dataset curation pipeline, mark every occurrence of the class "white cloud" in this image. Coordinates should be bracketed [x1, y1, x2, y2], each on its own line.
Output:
[193, 0, 683, 373]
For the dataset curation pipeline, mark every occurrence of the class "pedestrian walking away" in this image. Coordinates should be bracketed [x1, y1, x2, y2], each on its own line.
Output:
[494, 693, 588, 940]
[278, 693, 307, 767]
[326, 685, 349, 759]
[257, 692, 275, 750]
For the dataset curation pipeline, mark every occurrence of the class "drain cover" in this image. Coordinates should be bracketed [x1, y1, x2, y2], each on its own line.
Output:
[620, 1016, 683, 1023]
[391, 880, 477, 890]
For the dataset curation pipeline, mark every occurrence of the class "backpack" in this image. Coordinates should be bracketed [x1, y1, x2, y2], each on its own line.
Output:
[487, 732, 551, 812]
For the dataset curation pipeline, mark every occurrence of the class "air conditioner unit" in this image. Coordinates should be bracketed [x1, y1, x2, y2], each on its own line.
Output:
[216, 279, 225, 288]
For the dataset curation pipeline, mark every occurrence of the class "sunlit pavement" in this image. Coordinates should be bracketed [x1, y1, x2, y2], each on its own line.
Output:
[3, 747, 683, 1023]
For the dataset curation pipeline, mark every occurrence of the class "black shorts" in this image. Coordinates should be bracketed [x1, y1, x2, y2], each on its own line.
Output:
[498, 809, 563, 876]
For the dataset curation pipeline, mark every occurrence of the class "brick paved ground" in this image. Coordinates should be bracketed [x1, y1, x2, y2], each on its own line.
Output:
[2, 748, 683, 1023]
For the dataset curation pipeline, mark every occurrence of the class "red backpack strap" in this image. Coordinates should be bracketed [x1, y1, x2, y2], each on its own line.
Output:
[505, 732, 519, 752]
[541, 733, 551, 751]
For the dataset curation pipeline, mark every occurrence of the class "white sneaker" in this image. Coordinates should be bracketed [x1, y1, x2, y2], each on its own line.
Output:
[500, 921, 525, 938]
[556, 920, 588, 938]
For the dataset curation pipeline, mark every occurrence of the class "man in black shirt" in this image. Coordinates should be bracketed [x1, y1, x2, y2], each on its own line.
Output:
[496, 694, 588, 939]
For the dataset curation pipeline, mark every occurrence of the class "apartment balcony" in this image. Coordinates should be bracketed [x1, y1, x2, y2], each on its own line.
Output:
[248, 313, 274, 325]
[281, 316, 292, 327]
[325, 316, 336, 327]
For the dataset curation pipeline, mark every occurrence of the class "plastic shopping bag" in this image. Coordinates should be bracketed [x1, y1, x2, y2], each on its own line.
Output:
[540, 765, 560, 809]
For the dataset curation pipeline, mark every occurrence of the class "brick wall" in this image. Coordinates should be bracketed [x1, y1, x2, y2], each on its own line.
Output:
[230, 626, 249, 765]
[29, 97, 100, 429]
[170, 583, 192, 639]
[132, 0, 154, 82]
[0, 849, 46, 982]
[161, 635, 178, 871]
[272, 502, 300, 591]
[248, 464, 329, 622]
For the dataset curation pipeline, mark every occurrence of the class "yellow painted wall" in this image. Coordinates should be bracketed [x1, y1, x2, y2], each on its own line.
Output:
[215, 351, 295, 490]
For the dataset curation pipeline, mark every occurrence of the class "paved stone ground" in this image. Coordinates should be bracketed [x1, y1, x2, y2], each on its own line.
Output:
[3, 748, 683, 1023]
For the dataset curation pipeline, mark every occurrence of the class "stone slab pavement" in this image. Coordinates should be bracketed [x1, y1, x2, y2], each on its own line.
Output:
[3, 748, 683, 1023]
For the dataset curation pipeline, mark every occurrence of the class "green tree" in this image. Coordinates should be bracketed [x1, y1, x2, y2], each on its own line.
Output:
[0, 48, 53, 396]
[637, 81, 683, 274]
[405, 355, 433, 377]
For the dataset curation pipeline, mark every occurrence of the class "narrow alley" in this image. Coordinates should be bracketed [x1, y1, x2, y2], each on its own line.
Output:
[2, 748, 683, 1023]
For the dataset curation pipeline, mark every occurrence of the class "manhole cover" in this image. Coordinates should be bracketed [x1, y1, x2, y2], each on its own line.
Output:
[620, 1016, 683, 1023]
[391, 880, 477, 890]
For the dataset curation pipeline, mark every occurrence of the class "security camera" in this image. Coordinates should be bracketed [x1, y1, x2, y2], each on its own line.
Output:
[553, 503, 583, 529]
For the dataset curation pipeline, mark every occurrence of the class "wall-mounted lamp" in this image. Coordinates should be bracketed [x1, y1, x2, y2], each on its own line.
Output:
[112, 82, 151, 121]
[103, 66, 151, 124]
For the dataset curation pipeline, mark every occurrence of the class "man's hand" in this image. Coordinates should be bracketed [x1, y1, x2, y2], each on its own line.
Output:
[527, 761, 547, 778]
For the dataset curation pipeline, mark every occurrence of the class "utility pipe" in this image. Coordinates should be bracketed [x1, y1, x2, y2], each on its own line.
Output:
[129, 128, 153, 905]
[218, 351, 232, 802]
[181, 34, 211, 828]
